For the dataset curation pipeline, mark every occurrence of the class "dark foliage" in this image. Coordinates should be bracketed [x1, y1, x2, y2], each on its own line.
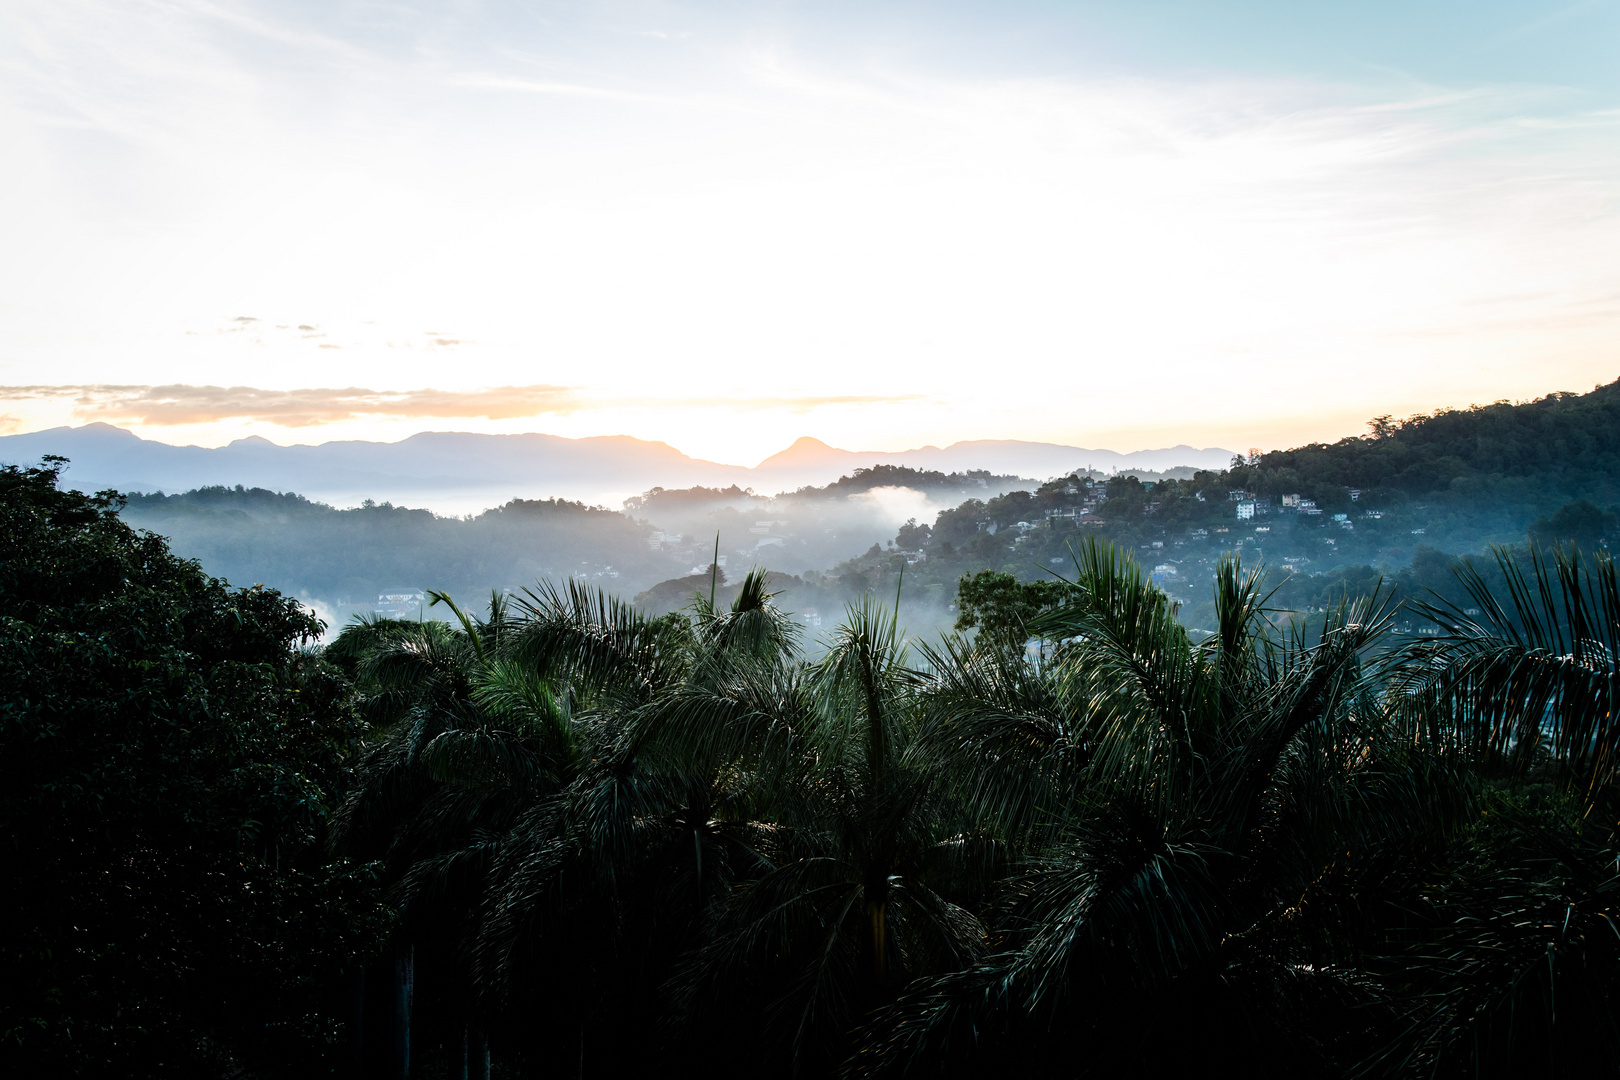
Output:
[1240, 381, 1620, 505]
[952, 569, 1068, 648]
[18, 422, 1620, 1079]
[0, 460, 388, 1078]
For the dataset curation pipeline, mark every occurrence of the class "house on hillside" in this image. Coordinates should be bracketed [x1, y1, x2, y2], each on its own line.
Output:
[376, 587, 427, 619]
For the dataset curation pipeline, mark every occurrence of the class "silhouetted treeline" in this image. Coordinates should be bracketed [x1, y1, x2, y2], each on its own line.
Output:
[1240, 377, 1620, 505]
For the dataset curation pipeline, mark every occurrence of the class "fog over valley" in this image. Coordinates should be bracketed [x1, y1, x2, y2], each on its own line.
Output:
[12, 382, 1617, 651]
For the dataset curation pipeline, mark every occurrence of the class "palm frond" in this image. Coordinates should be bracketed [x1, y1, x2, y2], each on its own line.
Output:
[913, 633, 1085, 840]
[1035, 539, 1212, 807]
[1390, 544, 1620, 794]
[510, 577, 691, 703]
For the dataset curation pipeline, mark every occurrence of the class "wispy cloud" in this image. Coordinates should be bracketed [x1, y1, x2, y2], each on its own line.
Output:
[6, 1, 1619, 461]
[607, 393, 927, 413]
[0, 384, 580, 427]
[448, 74, 689, 107]
[0, 385, 923, 427]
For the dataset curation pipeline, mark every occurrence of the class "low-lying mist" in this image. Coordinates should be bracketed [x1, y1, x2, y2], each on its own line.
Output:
[116, 466, 1033, 640]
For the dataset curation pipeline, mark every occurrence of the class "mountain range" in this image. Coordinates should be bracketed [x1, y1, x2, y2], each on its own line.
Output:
[0, 424, 1235, 513]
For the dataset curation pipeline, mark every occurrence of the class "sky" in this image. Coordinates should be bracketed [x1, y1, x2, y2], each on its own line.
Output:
[2, 0, 1617, 466]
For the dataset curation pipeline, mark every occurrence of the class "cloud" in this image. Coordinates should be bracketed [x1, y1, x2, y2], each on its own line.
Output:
[610, 393, 927, 413]
[447, 74, 690, 108]
[0, 384, 580, 427]
[0, 385, 923, 427]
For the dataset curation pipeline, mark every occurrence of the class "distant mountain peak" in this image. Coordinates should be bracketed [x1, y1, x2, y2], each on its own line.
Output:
[36, 422, 141, 441]
[0, 423, 1238, 514]
[755, 437, 850, 469]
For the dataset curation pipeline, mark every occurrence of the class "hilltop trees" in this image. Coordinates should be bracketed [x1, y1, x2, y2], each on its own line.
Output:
[120, 486, 661, 609]
[1528, 499, 1614, 550]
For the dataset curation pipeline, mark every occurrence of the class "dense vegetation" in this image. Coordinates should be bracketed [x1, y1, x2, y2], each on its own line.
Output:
[0, 460, 388, 1077]
[1249, 380, 1620, 506]
[13, 453, 1620, 1078]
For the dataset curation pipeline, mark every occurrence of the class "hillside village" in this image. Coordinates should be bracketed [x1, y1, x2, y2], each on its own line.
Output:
[632, 382, 1620, 638]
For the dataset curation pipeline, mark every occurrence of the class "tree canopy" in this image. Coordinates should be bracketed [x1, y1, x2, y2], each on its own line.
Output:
[12, 455, 1620, 1079]
[0, 459, 387, 1077]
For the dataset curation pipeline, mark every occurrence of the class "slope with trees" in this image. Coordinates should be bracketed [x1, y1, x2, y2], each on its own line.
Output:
[862, 381, 1620, 630]
[119, 485, 665, 614]
[0, 460, 388, 1077]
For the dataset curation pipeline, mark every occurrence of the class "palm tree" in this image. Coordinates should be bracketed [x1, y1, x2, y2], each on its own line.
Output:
[1389, 543, 1620, 794]
[332, 571, 802, 1076]
[1369, 543, 1620, 1077]
[668, 591, 991, 1074]
[329, 591, 578, 1080]
[313, 537, 1620, 1079]
[850, 542, 1439, 1078]
[471, 570, 805, 1076]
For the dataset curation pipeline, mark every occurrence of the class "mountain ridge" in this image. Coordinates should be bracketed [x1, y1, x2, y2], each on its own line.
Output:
[0, 423, 1236, 514]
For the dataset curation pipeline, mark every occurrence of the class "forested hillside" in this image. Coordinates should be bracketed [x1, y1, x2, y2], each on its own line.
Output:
[868, 381, 1620, 632]
[14, 457, 1620, 1078]
[120, 486, 664, 613]
[1242, 379, 1620, 506]
[115, 465, 1029, 627]
[98, 381, 1620, 642]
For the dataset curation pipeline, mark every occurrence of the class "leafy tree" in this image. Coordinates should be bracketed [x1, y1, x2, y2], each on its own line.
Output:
[1528, 498, 1613, 551]
[953, 569, 1068, 649]
[0, 459, 387, 1077]
[895, 517, 931, 550]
